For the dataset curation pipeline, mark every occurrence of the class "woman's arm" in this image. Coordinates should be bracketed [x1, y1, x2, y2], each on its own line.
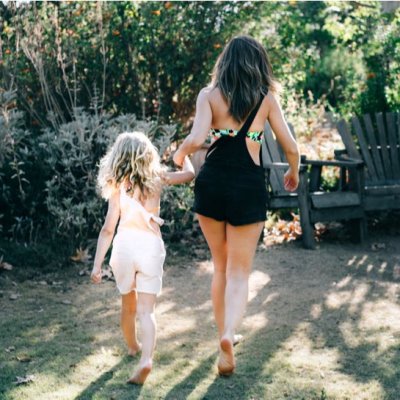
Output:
[91, 191, 120, 283]
[164, 156, 195, 185]
[173, 88, 212, 167]
[267, 93, 300, 192]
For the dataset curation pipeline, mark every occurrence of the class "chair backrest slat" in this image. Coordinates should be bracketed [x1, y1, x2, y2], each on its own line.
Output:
[362, 114, 386, 182]
[276, 122, 296, 161]
[386, 112, 400, 179]
[376, 112, 393, 180]
[352, 116, 380, 182]
[337, 118, 362, 153]
[263, 122, 286, 194]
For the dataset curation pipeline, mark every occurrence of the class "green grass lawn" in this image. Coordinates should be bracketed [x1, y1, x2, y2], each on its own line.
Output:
[1, 232, 400, 400]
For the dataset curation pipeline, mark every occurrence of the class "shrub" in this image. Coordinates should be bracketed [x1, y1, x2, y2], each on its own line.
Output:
[0, 90, 47, 243]
[42, 107, 176, 245]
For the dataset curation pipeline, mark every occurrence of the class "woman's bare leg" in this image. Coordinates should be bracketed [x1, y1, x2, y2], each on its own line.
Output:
[121, 291, 141, 356]
[197, 215, 227, 337]
[218, 221, 264, 375]
[128, 292, 157, 385]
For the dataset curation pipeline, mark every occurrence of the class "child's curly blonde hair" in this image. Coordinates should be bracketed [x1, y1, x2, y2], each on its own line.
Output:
[97, 131, 165, 199]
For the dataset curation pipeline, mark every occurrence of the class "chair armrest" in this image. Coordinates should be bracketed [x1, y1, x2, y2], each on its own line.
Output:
[334, 149, 347, 158]
[263, 162, 289, 170]
[302, 156, 364, 169]
[264, 162, 307, 172]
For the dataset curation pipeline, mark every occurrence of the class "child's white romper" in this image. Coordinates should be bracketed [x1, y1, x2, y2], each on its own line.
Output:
[109, 188, 166, 295]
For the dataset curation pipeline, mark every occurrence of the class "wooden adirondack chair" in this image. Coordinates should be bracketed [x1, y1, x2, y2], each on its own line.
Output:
[336, 112, 400, 212]
[262, 122, 366, 249]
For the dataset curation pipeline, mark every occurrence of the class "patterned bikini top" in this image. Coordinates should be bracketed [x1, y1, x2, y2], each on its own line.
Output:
[209, 128, 264, 144]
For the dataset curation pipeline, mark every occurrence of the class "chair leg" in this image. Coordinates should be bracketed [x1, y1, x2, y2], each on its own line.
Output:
[298, 172, 316, 249]
[299, 212, 316, 249]
[350, 217, 368, 243]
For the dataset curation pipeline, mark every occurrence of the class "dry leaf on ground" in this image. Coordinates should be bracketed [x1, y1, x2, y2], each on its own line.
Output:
[0, 256, 13, 271]
[264, 215, 302, 246]
[14, 375, 35, 385]
[102, 266, 115, 281]
[70, 247, 92, 263]
[16, 354, 32, 362]
[371, 243, 386, 251]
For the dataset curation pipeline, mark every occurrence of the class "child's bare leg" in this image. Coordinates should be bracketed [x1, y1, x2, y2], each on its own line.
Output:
[121, 291, 141, 356]
[128, 292, 156, 384]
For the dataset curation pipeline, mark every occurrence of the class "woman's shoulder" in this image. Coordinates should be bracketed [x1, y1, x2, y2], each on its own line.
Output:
[198, 85, 218, 100]
[264, 89, 279, 104]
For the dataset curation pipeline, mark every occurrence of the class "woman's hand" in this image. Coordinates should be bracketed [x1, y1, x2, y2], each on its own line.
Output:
[284, 168, 299, 192]
[173, 149, 185, 167]
[91, 265, 102, 284]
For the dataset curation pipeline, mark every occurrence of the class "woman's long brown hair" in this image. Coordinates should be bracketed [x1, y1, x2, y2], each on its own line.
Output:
[212, 35, 280, 123]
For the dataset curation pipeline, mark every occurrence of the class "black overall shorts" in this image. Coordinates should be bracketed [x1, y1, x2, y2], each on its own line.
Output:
[193, 95, 268, 226]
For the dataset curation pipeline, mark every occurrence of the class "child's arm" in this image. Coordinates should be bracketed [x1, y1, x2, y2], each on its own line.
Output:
[164, 156, 195, 185]
[91, 190, 120, 284]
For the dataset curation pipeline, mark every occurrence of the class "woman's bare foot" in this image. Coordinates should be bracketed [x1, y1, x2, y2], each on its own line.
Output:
[127, 360, 152, 385]
[128, 343, 142, 357]
[218, 337, 235, 376]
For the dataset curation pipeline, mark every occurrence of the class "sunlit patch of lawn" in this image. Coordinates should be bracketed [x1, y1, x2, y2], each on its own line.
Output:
[1, 236, 400, 399]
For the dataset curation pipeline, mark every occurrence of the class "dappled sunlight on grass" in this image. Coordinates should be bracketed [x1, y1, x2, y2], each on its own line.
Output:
[157, 315, 197, 340]
[326, 282, 370, 312]
[261, 292, 280, 306]
[156, 299, 176, 315]
[195, 260, 213, 275]
[248, 269, 270, 302]
[242, 312, 269, 331]
[2, 234, 400, 399]
[270, 316, 387, 399]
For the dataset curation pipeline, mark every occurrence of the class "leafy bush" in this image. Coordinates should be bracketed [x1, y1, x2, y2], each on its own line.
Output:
[0, 1, 262, 127]
[1, 88, 184, 247]
[0, 90, 48, 243]
[42, 107, 176, 245]
[160, 183, 197, 242]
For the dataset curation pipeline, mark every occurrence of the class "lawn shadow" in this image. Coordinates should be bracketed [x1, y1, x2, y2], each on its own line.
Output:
[305, 244, 400, 399]
[198, 233, 400, 399]
[1, 231, 399, 399]
[163, 352, 218, 400]
[74, 358, 144, 400]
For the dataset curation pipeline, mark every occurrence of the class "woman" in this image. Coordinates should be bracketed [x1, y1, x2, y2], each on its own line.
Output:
[173, 35, 300, 376]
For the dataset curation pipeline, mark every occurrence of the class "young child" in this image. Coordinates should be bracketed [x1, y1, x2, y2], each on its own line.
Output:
[91, 131, 195, 384]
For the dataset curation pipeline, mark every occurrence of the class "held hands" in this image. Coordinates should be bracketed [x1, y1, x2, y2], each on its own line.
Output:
[90, 265, 102, 284]
[284, 168, 299, 192]
[173, 149, 185, 168]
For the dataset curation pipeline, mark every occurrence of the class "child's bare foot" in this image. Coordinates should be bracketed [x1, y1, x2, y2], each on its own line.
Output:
[218, 337, 235, 376]
[128, 343, 142, 357]
[233, 334, 243, 346]
[127, 360, 152, 385]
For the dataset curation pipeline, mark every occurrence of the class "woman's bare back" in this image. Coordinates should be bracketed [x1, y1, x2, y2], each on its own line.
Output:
[204, 87, 269, 166]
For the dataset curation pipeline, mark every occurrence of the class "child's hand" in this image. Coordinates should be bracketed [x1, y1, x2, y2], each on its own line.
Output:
[91, 265, 102, 284]
[182, 156, 195, 175]
[173, 150, 184, 167]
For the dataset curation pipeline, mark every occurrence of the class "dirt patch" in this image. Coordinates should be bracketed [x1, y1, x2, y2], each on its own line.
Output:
[0, 230, 399, 399]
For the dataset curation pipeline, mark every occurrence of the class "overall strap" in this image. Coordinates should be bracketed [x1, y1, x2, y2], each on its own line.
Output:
[237, 94, 265, 138]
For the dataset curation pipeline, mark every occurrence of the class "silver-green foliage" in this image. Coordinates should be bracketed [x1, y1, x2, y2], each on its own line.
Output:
[42, 108, 176, 244]
[0, 90, 40, 242]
